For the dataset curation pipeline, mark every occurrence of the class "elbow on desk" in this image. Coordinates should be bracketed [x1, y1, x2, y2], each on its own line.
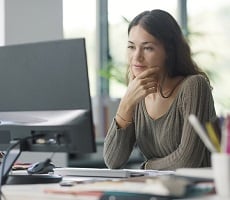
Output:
[69, 141, 144, 169]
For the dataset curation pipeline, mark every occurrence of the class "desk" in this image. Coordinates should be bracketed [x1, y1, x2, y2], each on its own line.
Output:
[1, 184, 219, 200]
[1, 176, 219, 200]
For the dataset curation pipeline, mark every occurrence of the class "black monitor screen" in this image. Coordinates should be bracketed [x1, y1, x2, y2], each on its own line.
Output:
[0, 38, 96, 154]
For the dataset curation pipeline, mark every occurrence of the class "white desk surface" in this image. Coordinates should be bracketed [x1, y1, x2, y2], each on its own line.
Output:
[2, 183, 219, 200]
[0, 168, 221, 200]
[1, 178, 220, 200]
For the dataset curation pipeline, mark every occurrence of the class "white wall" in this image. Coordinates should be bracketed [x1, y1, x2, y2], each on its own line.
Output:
[2, 0, 63, 45]
[0, 0, 5, 45]
[0, 0, 67, 167]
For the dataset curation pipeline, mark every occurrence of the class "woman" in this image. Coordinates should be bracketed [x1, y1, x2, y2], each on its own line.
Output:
[103, 9, 216, 170]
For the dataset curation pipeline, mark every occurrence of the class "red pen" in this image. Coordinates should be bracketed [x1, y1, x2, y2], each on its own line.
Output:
[226, 116, 230, 154]
[221, 116, 230, 153]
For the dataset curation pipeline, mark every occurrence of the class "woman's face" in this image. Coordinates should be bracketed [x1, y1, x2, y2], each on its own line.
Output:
[127, 25, 167, 78]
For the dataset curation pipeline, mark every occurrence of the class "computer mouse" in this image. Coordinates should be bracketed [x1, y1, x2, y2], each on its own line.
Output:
[27, 158, 55, 174]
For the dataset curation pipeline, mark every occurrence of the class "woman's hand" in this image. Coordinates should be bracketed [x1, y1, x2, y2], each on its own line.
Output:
[125, 67, 159, 107]
[115, 67, 159, 127]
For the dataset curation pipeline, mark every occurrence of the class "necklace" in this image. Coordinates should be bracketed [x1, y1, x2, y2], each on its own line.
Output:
[159, 77, 185, 99]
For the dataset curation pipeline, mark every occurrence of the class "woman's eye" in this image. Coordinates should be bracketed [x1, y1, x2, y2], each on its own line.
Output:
[144, 46, 154, 51]
[127, 45, 135, 49]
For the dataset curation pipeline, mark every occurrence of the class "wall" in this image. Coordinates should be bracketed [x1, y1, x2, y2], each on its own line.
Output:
[0, 0, 67, 167]
[1, 0, 63, 45]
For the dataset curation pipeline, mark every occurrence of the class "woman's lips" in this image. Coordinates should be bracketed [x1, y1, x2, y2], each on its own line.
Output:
[132, 65, 147, 74]
[133, 64, 146, 68]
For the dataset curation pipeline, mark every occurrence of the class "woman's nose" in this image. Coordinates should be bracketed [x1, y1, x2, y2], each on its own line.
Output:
[133, 49, 143, 61]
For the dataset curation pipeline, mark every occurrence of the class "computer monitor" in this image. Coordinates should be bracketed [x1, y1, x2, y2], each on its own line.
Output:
[0, 38, 96, 184]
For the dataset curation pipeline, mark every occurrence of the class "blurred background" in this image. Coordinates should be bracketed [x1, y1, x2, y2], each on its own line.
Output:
[63, 0, 230, 137]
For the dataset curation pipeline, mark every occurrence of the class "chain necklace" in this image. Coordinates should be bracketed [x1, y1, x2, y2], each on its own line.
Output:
[159, 77, 185, 98]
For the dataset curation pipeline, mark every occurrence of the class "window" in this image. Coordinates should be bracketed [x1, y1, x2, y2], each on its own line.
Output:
[63, 0, 97, 97]
[187, 0, 230, 115]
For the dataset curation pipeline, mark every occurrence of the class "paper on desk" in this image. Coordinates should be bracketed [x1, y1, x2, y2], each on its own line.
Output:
[61, 176, 116, 185]
[45, 175, 190, 198]
[58, 169, 176, 191]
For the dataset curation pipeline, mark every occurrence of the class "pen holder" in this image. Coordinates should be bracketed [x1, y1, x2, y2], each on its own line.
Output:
[211, 153, 230, 197]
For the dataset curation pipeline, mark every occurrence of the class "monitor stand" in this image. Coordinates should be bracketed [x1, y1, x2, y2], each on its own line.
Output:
[6, 174, 62, 185]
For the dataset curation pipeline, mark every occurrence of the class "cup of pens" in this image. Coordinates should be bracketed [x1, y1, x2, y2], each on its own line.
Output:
[211, 116, 230, 197]
[189, 114, 230, 197]
[208, 115, 230, 197]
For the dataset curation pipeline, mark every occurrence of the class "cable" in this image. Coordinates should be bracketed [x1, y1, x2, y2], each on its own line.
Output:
[0, 133, 64, 199]
[49, 133, 63, 162]
[0, 134, 44, 199]
[0, 139, 21, 200]
[0, 191, 6, 200]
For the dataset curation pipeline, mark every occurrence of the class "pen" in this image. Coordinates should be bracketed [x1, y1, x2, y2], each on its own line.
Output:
[188, 114, 217, 153]
[212, 117, 222, 142]
[220, 116, 230, 153]
[205, 122, 221, 152]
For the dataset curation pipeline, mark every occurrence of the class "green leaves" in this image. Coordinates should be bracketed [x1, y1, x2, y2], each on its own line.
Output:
[99, 61, 127, 85]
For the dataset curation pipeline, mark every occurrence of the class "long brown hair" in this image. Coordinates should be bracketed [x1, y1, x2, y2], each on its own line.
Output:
[127, 9, 209, 83]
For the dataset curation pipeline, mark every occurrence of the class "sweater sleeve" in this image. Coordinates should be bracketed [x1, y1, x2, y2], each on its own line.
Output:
[103, 118, 136, 169]
[145, 75, 216, 170]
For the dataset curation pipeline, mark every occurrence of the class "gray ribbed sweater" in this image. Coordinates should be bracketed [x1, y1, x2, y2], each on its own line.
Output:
[103, 75, 216, 170]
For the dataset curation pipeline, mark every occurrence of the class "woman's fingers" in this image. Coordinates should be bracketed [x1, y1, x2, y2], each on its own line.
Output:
[138, 80, 158, 95]
[125, 67, 160, 106]
[137, 67, 160, 79]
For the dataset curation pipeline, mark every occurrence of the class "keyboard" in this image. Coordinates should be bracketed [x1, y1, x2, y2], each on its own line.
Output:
[53, 167, 146, 178]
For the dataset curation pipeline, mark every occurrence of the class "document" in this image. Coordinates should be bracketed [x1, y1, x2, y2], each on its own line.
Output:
[54, 168, 146, 178]
[54, 168, 175, 178]
[45, 175, 214, 199]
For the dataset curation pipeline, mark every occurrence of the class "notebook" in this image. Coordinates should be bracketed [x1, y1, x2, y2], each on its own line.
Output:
[53, 167, 146, 178]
